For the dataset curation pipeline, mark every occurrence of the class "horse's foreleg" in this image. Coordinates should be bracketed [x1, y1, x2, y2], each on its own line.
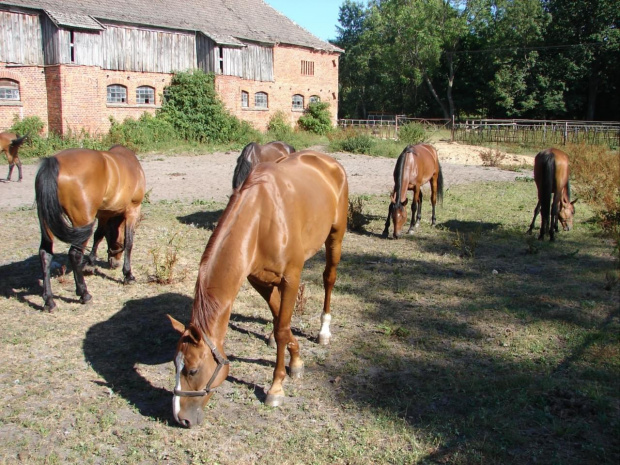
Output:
[527, 201, 541, 235]
[85, 221, 106, 268]
[265, 274, 302, 407]
[39, 238, 56, 312]
[550, 195, 560, 241]
[122, 214, 139, 284]
[417, 190, 423, 225]
[7, 163, 14, 181]
[16, 159, 22, 182]
[407, 190, 419, 234]
[248, 278, 281, 348]
[68, 244, 92, 304]
[382, 203, 392, 238]
[430, 181, 438, 226]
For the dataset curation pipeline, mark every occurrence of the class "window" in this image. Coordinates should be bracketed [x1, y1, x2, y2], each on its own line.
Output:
[0, 79, 20, 101]
[136, 86, 155, 104]
[292, 94, 304, 110]
[301, 60, 315, 76]
[309, 95, 320, 104]
[107, 84, 127, 103]
[241, 91, 249, 108]
[70, 30, 75, 63]
[255, 92, 268, 108]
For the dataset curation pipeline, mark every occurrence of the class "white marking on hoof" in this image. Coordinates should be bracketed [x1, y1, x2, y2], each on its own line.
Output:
[265, 394, 285, 407]
[319, 313, 331, 345]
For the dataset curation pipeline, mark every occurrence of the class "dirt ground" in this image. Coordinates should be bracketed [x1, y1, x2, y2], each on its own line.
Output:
[0, 141, 533, 210]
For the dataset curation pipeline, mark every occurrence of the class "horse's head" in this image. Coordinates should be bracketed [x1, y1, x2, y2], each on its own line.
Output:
[390, 192, 408, 239]
[559, 198, 577, 231]
[167, 315, 229, 428]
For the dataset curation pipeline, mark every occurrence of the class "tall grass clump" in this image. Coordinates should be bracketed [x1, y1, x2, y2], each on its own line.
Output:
[329, 128, 374, 154]
[397, 122, 427, 145]
[267, 111, 293, 140]
[567, 143, 620, 251]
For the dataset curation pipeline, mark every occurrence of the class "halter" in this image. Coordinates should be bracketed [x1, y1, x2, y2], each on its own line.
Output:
[173, 330, 229, 398]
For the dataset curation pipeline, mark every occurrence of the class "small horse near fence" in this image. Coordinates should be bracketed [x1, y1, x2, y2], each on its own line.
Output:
[382, 144, 444, 238]
[0, 132, 28, 182]
[232, 141, 295, 189]
[168, 150, 348, 427]
[527, 148, 576, 241]
[35, 145, 146, 311]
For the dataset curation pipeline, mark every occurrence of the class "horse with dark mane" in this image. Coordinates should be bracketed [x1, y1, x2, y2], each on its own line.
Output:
[232, 141, 295, 189]
[168, 150, 348, 428]
[35, 145, 146, 311]
[527, 148, 576, 241]
[382, 144, 443, 238]
[0, 132, 28, 181]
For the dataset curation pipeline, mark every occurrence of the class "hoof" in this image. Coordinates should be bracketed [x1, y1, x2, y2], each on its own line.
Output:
[44, 301, 56, 313]
[123, 274, 136, 285]
[80, 293, 92, 305]
[265, 394, 285, 407]
[267, 335, 276, 349]
[406, 229, 415, 235]
[381, 231, 389, 239]
[318, 334, 331, 345]
[82, 264, 95, 275]
[290, 363, 304, 379]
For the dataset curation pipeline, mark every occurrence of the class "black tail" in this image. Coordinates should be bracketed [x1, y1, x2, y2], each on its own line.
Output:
[232, 142, 258, 189]
[10, 133, 28, 148]
[537, 150, 555, 233]
[437, 163, 444, 205]
[392, 148, 408, 208]
[35, 157, 94, 245]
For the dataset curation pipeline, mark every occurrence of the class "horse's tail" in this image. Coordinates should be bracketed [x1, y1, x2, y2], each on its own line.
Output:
[232, 143, 257, 189]
[437, 162, 444, 205]
[35, 157, 94, 245]
[10, 133, 28, 148]
[537, 150, 555, 230]
[392, 149, 408, 208]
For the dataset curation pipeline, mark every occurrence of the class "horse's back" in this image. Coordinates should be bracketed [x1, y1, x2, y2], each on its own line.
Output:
[535, 148, 569, 190]
[0, 132, 17, 151]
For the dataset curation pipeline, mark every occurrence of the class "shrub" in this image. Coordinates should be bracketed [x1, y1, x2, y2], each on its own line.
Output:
[158, 70, 245, 143]
[397, 122, 427, 145]
[329, 128, 374, 154]
[268, 111, 292, 139]
[10, 115, 44, 137]
[297, 102, 333, 135]
[479, 148, 508, 167]
[108, 113, 177, 151]
[348, 195, 371, 231]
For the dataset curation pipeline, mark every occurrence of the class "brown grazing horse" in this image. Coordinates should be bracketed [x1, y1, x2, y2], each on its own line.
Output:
[382, 144, 443, 238]
[168, 150, 348, 427]
[0, 132, 28, 181]
[231, 140, 295, 189]
[527, 148, 576, 241]
[35, 145, 146, 311]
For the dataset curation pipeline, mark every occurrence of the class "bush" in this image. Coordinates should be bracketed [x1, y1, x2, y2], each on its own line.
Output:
[10, 115, 44, 137]
[297, 102, 333, 135]
[267, 111, 292, 139]
[348, 195, 371, 231]
[158, 70, 246, 143]
[329, 128, 374, 154]
[479, 148, 508, 167]
[397, 122, 427, 145]
[108, 113, 177, 151]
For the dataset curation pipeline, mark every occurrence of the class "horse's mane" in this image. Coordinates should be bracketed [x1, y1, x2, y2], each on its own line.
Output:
[232, 142, 259, 189]
[393, 147, 412, 208]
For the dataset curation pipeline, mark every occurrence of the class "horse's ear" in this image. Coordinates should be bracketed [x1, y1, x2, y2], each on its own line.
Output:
[402, 198, 408, 206]
[571, 198, 578, 205]
[167, 314, 186, 335]
[186, 324, 203, 344]
[390, 191, 397, 203]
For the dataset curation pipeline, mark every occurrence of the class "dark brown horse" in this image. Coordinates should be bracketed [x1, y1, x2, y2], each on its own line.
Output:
[35, 145, 146, 311]
[527, 148, 576, 241]
[232, 141, 295, 189]
[168, 150, 348, 427]
[382, 144, 443, 238]
[0, 132, 28, 181]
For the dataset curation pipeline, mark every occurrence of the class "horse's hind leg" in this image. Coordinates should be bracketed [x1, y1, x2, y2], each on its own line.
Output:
[527, 202, 541, 235]
[84, 220, 107, 270]
[407, 189, 420, 234]
[320, 226, 344, 344]
[39, 237, 56, 312]
[16, 158, 22, 182]
[121, 211, 140, 284]
[382, 202, 393, 238]
[68, 243, 92, 304]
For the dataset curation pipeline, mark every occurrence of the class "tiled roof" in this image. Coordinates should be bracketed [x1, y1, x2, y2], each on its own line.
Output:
[2, 0, 343, 52]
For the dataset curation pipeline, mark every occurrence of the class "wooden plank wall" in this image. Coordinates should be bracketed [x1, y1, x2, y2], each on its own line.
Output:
[0, 10, 43, 65]
[196, 33, 217, 73]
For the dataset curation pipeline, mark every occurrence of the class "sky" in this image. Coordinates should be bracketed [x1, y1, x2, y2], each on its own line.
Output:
[264, 0, 345, 42]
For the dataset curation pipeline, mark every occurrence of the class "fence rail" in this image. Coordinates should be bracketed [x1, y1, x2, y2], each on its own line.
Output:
[338, 117, 620, 147]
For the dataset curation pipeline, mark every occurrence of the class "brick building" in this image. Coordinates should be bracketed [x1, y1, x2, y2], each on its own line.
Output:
[0, 0, 342, 135]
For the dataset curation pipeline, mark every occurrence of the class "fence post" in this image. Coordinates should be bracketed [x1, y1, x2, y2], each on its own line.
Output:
[451, 115, 455, 141]
[564, 122, 568, 145]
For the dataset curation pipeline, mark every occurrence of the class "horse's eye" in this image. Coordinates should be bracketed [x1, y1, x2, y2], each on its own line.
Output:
[188, 368, 198, 376]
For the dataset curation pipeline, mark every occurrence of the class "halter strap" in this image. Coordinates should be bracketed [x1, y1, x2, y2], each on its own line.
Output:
[173, 329, 229, 398]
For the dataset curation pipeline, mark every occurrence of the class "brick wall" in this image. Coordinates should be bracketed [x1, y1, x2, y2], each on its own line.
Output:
[2, 43, 340, 135]
[0, 64, 49, 133]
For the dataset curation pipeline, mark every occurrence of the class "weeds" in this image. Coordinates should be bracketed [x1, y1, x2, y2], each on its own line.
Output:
[452, 228, 482, 258]
[479, 148, 507, 167]
[147, 229, 187, 284]
[348, 195, 371, 232]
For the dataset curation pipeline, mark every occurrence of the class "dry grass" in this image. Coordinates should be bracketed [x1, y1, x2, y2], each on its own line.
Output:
[0, 180, 618, 464]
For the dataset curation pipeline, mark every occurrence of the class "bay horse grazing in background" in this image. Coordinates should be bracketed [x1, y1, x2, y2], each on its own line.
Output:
[0, 132, 28, 181]
[35, 145, 146, 312]
[232, 141, 295, 188]
[382, 144, 443, 238]
[168, 150, 348, 427]
[527, 148, 576, 241]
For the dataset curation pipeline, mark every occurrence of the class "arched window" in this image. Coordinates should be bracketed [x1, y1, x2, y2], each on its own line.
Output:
[255, 92, 268, 108]
[292, 94, 304, 110]
[241, 91, 249, 108]
[0, 79, 20, 101]
[309, 95, 321, 104]
[107, 84, 127, 103]
[136, 86, 155, 104]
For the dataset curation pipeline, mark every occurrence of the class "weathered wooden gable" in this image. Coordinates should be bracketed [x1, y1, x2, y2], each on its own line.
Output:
[0, 9, 43, 65]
